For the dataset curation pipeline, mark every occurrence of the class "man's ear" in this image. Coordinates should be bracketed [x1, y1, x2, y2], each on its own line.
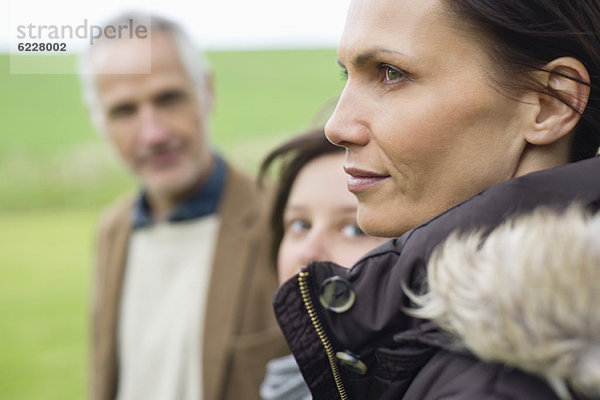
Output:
[201, 71, 215, 116]
[525, 57, 590, 145]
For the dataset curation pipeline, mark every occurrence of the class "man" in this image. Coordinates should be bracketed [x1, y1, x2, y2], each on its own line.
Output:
[79, 12, 288, 400]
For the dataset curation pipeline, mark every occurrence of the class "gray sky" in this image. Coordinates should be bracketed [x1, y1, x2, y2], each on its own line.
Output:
[2, 0, 352, 52]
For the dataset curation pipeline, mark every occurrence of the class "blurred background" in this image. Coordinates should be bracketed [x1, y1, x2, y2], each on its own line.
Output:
[0, 0, 350, 398]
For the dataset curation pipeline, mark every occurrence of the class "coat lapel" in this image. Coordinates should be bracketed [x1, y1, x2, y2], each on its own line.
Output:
[93, 196, 133, 400]
[202, 165, 264, 400]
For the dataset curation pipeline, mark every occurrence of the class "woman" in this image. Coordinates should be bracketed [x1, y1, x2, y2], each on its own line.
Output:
[258, 129, 387, 400]
[273, 1, 600, 399]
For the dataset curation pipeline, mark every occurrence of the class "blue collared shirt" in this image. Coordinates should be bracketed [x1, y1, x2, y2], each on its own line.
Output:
[132, 155, 227, 228]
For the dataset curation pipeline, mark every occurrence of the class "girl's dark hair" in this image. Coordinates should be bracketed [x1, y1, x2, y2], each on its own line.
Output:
[258, 129, 344, 265]
[442, 0, 600, 161]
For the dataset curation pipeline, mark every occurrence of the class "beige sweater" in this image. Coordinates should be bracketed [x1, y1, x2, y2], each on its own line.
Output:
[116, 216, 220, 400]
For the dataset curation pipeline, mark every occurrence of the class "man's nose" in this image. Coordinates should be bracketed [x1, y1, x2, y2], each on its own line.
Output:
[138, 106, 170, 145]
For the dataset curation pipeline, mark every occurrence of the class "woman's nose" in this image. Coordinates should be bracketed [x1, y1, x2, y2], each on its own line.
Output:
[325, 84, 370, 148]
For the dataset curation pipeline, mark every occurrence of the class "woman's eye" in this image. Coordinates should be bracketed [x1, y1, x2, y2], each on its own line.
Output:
[342, 224, 366, 238]
[380, 64, 406, 83]
[340, 68, 349, 81]
[288, 219, 310, 233]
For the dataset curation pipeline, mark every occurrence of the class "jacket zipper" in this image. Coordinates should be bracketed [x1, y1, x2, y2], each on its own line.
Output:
[298, 271, 349, 400]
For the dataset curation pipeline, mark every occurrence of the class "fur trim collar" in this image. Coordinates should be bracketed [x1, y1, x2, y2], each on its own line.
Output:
[407, 206, 600, 400]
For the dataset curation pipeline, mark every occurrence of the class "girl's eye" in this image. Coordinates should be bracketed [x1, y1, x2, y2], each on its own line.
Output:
[342, 223, 366, 238]
[288, 219, 310, 233]
[380, 64, 406, 83]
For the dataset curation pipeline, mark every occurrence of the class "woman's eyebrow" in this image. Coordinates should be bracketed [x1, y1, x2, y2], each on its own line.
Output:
[339, 48, 407, 69]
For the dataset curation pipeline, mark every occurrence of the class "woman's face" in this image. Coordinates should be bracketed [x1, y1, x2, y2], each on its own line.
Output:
[277, 153, 387, 284]
[326, 0, 535, 237]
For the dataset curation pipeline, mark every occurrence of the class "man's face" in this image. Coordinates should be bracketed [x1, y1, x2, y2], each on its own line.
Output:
[92, 32, 213, 200]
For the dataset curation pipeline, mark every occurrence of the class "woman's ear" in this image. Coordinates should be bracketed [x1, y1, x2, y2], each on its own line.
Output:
[525, 57, 590, 145]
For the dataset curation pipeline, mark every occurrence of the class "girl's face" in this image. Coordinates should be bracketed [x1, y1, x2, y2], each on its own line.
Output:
[326, 0, 536, 237]
[277, 153, 387, 284]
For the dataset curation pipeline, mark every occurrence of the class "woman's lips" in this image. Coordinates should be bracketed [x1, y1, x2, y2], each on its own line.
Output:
[344, 166, 390, 193]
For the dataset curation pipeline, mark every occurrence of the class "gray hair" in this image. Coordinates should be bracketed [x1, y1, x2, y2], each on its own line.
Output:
[78, 11, 211, 133]
[406, 205, 600, 400]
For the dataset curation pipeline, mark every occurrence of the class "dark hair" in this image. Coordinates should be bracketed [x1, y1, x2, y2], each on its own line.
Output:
[258, 129, 344, 265]
[442, 0, 600, 161]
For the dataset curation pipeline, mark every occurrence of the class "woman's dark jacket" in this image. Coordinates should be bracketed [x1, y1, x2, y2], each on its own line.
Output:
[273, 157, 600, 400]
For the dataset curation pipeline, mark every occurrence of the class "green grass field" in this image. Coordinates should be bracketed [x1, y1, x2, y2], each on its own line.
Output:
[0, 49, 344, 399]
